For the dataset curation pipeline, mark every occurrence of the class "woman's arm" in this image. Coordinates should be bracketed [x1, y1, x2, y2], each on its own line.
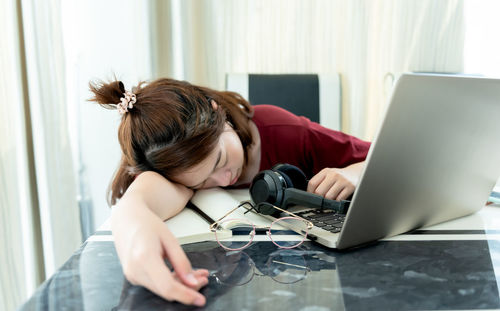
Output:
[111, 171, 207, 306]
[307, 161, 366, 201]
[121, 171, 193, 220]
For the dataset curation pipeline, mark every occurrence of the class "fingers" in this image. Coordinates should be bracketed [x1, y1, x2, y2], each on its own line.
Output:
[191, 269, 210, 278]
[308, 168, 355, 201]
[171, 269, 210, 284]
[146, 254, 206, 306]
[172, 269, 209, 291]
[307, 169, 326, 193]
[308, 168, 340, 199]
[158, 228, 200, 287]
[324, 181, 343, 201]
[335, 185, 355, 201]
[122, 244, 206, 306]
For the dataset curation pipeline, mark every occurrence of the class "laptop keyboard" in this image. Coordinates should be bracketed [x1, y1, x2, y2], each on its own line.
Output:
[295, 209, 346, 233]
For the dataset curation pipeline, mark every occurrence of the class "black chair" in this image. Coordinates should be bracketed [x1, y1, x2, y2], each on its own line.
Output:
[226, 73, 341, 130]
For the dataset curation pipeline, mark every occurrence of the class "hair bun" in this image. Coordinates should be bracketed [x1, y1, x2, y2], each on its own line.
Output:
[88, 79, 127, 110]
[118, 81, 125, 93]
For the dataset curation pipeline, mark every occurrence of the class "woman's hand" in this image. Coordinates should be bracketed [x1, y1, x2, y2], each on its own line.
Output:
[307, 161, 365, 201]
[112, 204, 208, 306]
[111, 171, 207, 306]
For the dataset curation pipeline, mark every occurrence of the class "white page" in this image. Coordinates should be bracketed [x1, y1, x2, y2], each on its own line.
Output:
[164, 208, 231, 245]
[191, 188, 273, 228]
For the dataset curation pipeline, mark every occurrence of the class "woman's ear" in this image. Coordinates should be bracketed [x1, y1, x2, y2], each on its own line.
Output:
[211, 99, 218, 110]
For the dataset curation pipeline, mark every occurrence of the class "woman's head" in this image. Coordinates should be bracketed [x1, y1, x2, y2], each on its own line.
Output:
[172, 121, 246, 190]
[89, 78, 254, 205]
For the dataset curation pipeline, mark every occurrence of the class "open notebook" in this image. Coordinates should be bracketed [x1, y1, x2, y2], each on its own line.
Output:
[164, 188, 270, 244]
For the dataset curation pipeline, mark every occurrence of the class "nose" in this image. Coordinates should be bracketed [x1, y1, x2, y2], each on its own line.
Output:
[212, 169, 232, 187]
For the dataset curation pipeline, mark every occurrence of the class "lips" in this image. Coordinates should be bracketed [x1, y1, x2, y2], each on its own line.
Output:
[229, 169, 241, 186]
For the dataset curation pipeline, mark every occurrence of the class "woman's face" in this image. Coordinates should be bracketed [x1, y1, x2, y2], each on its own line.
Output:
[174, 122, 245, 189]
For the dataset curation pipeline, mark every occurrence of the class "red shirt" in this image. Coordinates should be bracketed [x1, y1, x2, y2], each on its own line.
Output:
[252, 105, 371, 178]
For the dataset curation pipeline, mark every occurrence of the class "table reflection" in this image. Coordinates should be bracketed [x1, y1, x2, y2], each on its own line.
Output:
[20, 239, 500, 311]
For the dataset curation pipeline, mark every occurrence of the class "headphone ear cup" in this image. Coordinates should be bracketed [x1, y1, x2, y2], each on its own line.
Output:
[272, 164, 308, 191]
[250, 170, 286, 206]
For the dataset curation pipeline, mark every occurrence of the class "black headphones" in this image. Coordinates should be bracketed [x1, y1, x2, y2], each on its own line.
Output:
[249, 163, 350, 216]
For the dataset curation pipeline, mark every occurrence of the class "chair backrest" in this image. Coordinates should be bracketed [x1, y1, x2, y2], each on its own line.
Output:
[226, 73, 341, 130]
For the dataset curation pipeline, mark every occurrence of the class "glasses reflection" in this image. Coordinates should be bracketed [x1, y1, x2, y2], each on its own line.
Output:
[209, 250, 311, 287]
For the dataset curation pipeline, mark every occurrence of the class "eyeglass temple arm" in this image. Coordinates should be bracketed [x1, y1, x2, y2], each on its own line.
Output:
[209, 201, 314, 231]
[267, 204, 314, 230]
[209, 202, 254, 231]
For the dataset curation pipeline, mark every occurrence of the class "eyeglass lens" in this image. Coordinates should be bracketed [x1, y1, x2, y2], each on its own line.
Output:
[214, 218, 255, 251]
[269, 216, 309, 248]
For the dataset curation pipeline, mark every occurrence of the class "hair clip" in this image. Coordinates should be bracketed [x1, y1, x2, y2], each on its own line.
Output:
[117, 91, 136, 115]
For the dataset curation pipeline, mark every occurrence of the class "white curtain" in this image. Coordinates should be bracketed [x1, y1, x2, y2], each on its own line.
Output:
[0, 0, 81, 309]
[21, 0, 82, 274]
[0, 1, 41, 309]
[153, 0, 465, 139]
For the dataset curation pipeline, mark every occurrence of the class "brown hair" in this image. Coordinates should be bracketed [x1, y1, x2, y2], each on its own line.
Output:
[89, 78, 254, 206]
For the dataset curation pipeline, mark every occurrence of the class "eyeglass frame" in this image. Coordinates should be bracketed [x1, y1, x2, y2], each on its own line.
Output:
[209, 201, 314, 251]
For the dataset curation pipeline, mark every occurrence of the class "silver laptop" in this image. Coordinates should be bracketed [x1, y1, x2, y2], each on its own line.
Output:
[274, 73, 500, 249]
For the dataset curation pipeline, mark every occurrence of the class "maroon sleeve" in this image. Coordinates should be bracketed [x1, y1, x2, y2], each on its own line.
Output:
[253, 105, 371, 178]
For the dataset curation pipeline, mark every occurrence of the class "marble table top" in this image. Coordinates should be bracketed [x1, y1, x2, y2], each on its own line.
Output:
[19, 206, 500, 310]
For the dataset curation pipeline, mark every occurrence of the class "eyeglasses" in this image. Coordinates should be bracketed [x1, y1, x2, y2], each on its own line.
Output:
[209, 201, 314, 251]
